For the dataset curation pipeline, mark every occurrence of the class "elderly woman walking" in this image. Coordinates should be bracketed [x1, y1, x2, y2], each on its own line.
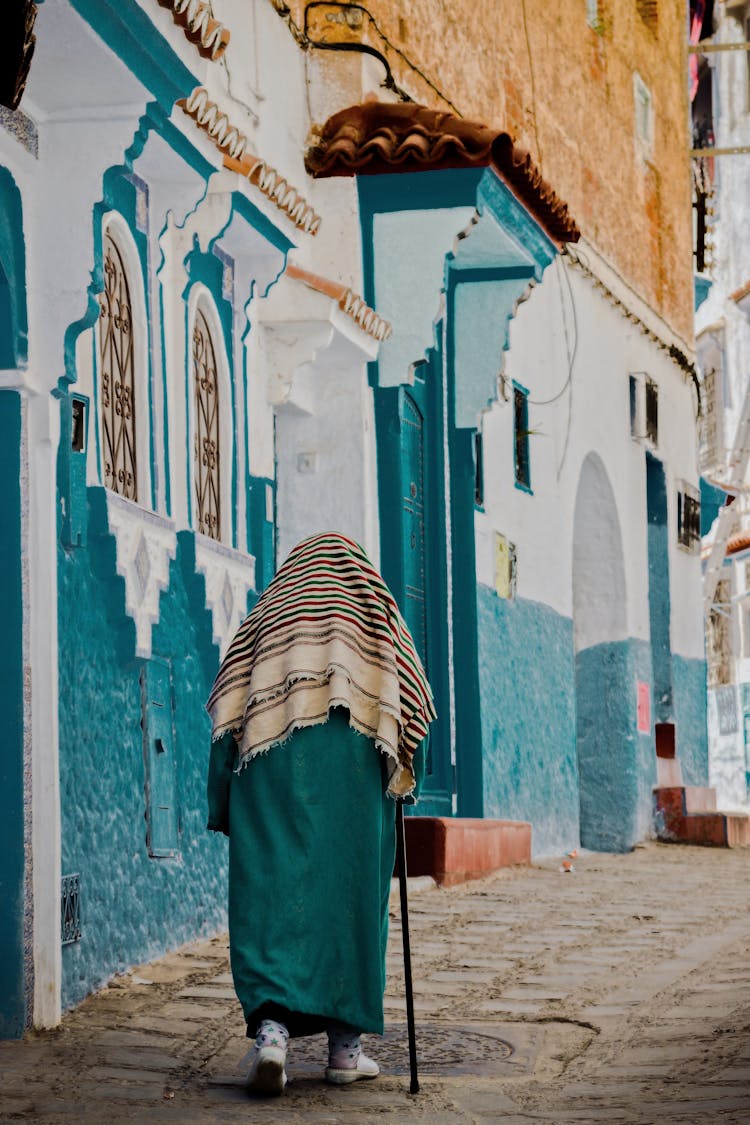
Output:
[205, 531, 435, 1095]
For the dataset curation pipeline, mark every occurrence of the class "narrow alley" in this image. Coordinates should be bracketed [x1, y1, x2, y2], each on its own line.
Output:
[3, 842, 750, 1124]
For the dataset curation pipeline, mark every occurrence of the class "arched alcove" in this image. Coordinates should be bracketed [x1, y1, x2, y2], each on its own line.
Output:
[573, 452, 636, 850]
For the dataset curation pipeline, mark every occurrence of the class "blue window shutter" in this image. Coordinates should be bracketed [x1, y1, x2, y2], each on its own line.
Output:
[141, 658, 179, 858]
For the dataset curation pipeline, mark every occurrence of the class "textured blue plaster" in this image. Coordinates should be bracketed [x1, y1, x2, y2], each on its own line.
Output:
[477, 587, 579, 857]
[0, 168, 28, 367]
[672, 654, 709, 786]
[0, 391, 26, 1037]
[58, 492, 234, 1009]
[646, 454, 673, 721]
[576, 639, 656, 852]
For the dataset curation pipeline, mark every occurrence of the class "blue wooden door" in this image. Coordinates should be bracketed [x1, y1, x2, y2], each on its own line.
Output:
[398, 377, 453, 815]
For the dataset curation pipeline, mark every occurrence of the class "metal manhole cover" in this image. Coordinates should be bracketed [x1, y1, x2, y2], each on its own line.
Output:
[285, 1022, 541, 1079]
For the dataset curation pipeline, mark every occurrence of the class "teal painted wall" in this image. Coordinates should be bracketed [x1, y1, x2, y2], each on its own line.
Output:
[646, 453, 673, 721]
[576, 638, 656, 852]
[673, 654, 709, 786]
[0, 169, 28, 367]
[58, 488, 240, 1008]
[0, 391, 26, 1037]
[477, 586, 579, 857]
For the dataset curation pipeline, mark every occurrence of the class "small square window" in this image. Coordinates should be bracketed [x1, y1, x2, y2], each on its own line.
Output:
[629, 372, 658, 446]
[636, 0, 658, 31]
[645, 377, 658, 444]
[634, 72, 654, 154]
[677, 482, 701, 553]
[513, 384, 531, 491]
[474, 430, 484, 506]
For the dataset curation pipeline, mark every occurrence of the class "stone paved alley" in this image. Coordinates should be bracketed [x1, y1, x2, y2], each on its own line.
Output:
[3, 843, 750, 1124]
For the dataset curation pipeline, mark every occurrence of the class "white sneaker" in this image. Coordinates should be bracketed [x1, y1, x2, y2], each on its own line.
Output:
[245, 1044, 288, 1095]
[325, 1051, 380, 1085]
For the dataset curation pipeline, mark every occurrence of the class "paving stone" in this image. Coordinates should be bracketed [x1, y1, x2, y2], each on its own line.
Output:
[176, 985, 238, 1000]
[11, 844, 750, 1122]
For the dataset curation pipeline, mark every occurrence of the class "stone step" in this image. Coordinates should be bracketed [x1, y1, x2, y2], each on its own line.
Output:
[403, 816, 531, 887]
[684, 786, 717, 813]
[656, 757, 684, 788]
[654, 787, 750, 847]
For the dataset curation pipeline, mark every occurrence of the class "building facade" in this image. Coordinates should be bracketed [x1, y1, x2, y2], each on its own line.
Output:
[1, 0, 706, 1035]
[694, 0, 750, 812]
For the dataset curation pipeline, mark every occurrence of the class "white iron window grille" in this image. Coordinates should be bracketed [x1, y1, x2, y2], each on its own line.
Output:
[99, 232, 137, 500]
[193, 307, 221, 540]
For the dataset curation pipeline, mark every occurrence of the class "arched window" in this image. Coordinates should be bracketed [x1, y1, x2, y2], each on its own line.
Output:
[99, 227, 138, 500]
[192, 303, 221, 539]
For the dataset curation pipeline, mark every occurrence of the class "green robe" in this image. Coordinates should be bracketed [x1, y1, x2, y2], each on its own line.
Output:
[207, 708, 426, 1037]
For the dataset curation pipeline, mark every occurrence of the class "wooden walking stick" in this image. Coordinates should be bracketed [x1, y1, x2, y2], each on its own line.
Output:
[395, 799, 419, 1094]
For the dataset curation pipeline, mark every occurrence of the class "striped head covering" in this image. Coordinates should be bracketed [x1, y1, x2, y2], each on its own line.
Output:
[206, 531, 436, 796]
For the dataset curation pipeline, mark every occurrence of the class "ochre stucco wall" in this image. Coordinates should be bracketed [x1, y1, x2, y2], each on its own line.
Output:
[287, 0, 693, 342]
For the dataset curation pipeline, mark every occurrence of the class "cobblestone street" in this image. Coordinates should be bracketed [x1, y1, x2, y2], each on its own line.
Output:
[3, 843, 750, 1123]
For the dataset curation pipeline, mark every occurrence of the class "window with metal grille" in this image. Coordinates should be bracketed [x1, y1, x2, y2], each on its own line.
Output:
[645, 377, 658, 444]
[99, 229, 137, 500]
[677, 483, 701, 553]
[513, 383, 531, 491]
[193, 304, 221, 540]
[474, 429, 484, 506]
[61, 873, 81, 944]
[636, 0, 658, 31]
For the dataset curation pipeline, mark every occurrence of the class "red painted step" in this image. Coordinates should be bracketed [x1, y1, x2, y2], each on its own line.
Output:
[654, 786, 750, 847]
[403, 817, 531, 887]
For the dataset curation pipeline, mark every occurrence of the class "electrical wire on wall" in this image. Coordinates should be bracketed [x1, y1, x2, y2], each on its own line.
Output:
[520, 0, 543, 171]
[269, 0, 461, 113]
[526, 255, 578, 480]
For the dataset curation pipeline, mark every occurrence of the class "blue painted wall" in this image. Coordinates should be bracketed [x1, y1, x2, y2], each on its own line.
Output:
[0, 391, 26, 1037]
[477, 586, 579, 857]
[58, 488, 240, 1008]
[673, 654, 709, 786]
[576, 638, 656, 852]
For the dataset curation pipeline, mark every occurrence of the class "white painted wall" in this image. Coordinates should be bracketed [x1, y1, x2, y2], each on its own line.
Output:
[476, 255, 703, 659]
[694, 4, 750, 810]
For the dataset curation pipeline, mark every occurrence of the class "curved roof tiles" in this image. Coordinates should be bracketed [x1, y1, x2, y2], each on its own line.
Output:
[305, 101, 580, 244]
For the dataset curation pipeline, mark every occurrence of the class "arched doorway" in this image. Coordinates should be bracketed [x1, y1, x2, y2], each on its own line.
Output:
[573, 452, 635, 850]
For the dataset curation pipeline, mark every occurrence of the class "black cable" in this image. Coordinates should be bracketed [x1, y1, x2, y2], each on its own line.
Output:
[395, 800, 419, 1095]
[520, 0, 543, 169]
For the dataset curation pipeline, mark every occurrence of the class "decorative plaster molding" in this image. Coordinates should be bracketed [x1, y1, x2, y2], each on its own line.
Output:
[178, 88, 321, 234]
[224, 153, 321, 235]
[286, 263, 392, 340]
[155, 0, 230, 60]
[259, 272, 380, 411]
[564, 238, 696, 367]
[104, 492, 177, 659]
[178, 87, 248, 161]
[193, 534, 256, 653]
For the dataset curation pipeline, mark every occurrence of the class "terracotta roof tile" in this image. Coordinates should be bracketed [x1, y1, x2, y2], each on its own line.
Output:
[286, 263, 392, 341]
[730, 279, 750, 304]
[305, 102, 580, 244]
[727, 531, 750, 556]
